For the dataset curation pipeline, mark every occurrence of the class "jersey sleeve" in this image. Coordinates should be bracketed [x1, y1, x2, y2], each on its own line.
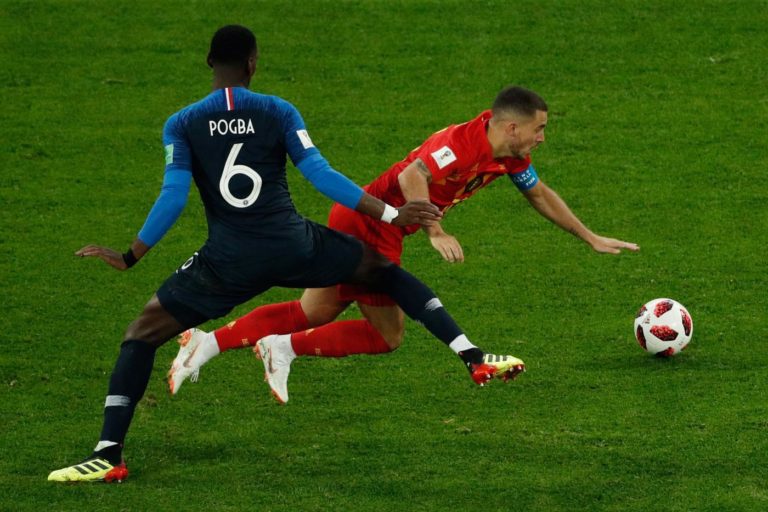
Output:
[412, 128, 476, 182]
[275, 98, 321, 167]
[136, 113, 193, 246]
[276, 98, 365, 209]
[162, 112, 193, 173]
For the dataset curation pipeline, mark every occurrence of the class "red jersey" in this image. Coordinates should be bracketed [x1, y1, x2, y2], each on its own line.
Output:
[365, 110, 533, 234]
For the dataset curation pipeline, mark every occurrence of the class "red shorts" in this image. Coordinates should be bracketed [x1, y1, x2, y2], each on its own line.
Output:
[328, 203, 405, 307]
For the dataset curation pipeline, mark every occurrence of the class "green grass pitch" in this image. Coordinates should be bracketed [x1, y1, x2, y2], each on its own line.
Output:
[1, 1, 767, 510]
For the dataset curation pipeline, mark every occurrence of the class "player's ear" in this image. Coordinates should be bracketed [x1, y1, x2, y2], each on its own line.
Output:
[505, 120, 518, 136]
[206, 54, 214, 68]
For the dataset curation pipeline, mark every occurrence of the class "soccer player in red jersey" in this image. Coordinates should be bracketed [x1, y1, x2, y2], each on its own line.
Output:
[170, 86, 638, 401]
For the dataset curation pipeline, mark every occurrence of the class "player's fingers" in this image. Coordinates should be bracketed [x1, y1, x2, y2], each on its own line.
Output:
[448, 245, 461, 262]
[454, 245, 464, 262]
[75, 245, 98, 256]
[437, 244, 452, 262]
[621, 242, 640, 251]
[420, 208, 442, 219]
[78, 248, 103, 257]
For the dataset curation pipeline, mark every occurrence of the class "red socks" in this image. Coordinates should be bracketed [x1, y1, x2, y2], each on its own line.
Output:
[291, 319, 393, 357]
[215, 300, 309, 352]
[215, 301, 394, 358]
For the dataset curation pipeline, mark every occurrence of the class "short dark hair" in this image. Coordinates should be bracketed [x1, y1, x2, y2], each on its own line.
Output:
[208, 25, 257, 67]
[492, 86, 548, 118]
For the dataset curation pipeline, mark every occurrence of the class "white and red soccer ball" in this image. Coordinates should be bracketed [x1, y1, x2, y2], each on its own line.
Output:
[634, 298, 693, 356]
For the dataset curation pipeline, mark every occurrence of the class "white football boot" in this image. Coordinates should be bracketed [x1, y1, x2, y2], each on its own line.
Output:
[167, 328, 206, 395]
[255, 334, 295, 404]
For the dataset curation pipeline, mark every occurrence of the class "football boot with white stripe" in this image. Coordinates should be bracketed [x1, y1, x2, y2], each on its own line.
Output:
[471, 353, 526, 385]
[47, 457, 128, 483]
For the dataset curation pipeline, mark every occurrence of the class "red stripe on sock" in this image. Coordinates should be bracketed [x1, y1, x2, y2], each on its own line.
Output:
[291, 320, 393, 357]
[215, 301, 309, 352]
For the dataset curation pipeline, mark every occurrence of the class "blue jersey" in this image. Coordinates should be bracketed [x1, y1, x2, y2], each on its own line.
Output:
[163, 87, 323, 244]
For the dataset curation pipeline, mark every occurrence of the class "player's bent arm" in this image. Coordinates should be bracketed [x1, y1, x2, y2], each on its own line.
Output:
[137, 170, 192, 244]
[131, 169, 192, 261]
[281, 99, 437, 227]
[397, 159, 464, 259]
[75, 169, 192, 270]
[522, 180, 599, 246]
[523, 181, 639, 253]
[296, 153, 440, 227]
[397, 158, 432, 201]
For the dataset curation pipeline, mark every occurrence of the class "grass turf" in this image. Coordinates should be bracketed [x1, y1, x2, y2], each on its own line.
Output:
[1, 1, 767, 510]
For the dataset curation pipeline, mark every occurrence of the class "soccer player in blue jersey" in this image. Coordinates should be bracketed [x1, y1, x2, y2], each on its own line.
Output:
[48, 25, 523, 483]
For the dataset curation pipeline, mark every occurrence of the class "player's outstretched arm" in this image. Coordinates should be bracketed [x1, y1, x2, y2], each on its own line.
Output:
[77, 166, 191, 270]
[523, 180, 639, 254]
[295, 153, 441, 227]
[355, 193, 441, 228]
[76, 239, 151, 271]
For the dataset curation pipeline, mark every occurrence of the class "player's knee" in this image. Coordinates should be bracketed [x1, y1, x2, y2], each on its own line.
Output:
[375, 320, 404, 351]
[381, 329, 404, 350]
[303, 304, 343, 327]
[124, 319, 163, 347]
[124, 301, 184, 347]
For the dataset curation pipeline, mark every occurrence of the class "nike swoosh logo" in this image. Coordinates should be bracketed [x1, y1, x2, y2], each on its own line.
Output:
[183, 343, 200, 368]
[263, 346, 276, 374]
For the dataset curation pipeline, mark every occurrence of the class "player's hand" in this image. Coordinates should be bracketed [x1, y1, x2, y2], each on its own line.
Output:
[589, 235, 639, 254]
[393, 200, 442, 227]
[429, 231, 464, 262]
[76, 245, 129, 270]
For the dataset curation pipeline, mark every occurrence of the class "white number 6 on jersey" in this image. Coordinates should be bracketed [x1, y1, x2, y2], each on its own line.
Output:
[219, 143, 262, 208]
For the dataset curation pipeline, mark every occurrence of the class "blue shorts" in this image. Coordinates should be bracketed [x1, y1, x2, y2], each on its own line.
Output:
[157, 219, 363, 327]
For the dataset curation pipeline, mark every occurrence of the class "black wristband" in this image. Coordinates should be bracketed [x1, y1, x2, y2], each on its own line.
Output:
[122, 248, 139, 268]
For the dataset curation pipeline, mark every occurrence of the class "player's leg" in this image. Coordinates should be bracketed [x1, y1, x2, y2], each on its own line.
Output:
[255, 296, 400, 403]
[48, 294, 195, 483]
[359, 302, 405, 350]
[168, 286, 350, 395]
[211, 291, 337, 352]
[278, 203, 402, 358]
[300, 286, 351, 326]
[96, 296, 187, 457]
[287, 289, 396, 357]
[349, 245, 525, 383]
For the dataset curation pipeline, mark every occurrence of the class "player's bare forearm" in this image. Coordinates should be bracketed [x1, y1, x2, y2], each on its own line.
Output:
[525, 182, 594, 241]
[76, 238, 151, 270]
[355, 192, 441, 227]
[524, 182, 638, 254]
[355, 193, 388, 220]
[129, 238, 151, 260]
[398, 159, 432, 201]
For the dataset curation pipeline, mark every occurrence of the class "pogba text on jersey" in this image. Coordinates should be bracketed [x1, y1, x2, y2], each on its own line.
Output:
[208, 118, 256, 136]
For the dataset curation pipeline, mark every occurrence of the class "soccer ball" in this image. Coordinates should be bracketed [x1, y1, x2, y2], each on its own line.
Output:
[634, 298, 693, 356]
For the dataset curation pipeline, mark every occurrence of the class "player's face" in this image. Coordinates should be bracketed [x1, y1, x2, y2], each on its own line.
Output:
[508, 110, 547, 158]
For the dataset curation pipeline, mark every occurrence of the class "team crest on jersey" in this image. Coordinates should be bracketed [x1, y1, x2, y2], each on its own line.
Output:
[431, 146, 457, 169]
